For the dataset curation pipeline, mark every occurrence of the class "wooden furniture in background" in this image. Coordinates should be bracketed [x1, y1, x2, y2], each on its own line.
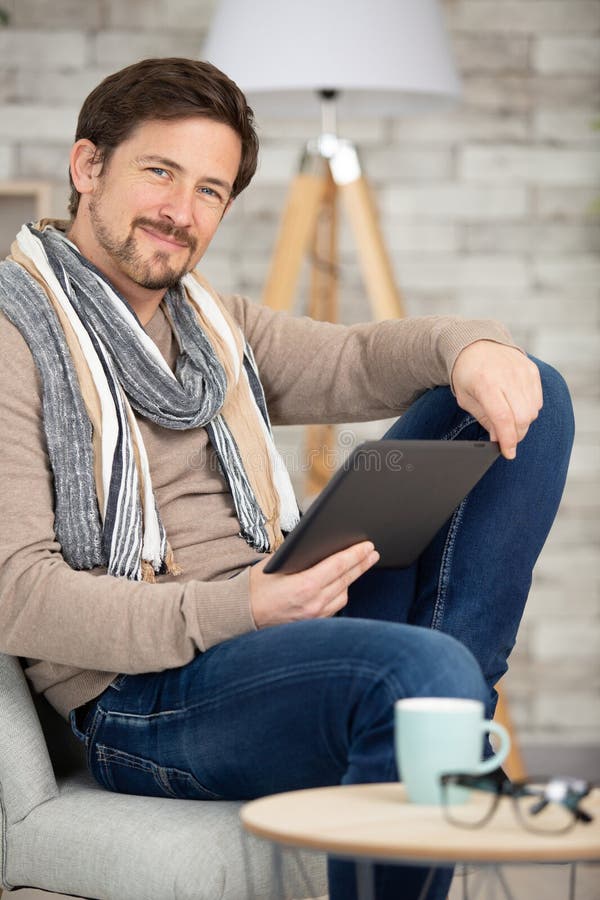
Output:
[496, 682, 528, 781]
[0, 180, 53, 258]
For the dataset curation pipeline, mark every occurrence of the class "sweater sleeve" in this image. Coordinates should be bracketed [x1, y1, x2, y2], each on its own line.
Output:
[222, 295, 519, 425]
[0, 313, 255, 674]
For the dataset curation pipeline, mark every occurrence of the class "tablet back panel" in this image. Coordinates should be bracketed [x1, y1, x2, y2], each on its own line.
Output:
[264, 440, 500, 574]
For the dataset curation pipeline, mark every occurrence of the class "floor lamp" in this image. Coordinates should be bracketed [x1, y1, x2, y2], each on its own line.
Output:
[204, 0, 527, 780]
[204, 0, 460, 493]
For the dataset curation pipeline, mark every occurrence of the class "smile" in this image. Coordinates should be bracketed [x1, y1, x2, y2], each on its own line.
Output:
[138, 226, 189, 250]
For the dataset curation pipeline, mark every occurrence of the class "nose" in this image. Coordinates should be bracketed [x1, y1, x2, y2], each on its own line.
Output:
[158, 182, 194, 228]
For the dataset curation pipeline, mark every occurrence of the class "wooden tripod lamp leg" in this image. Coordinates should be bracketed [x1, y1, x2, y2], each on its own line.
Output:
[305, 167, 339, 498]
[262, 155, 329, 312]
[495, 682, 528, 781]
[338, 173, 405, 321]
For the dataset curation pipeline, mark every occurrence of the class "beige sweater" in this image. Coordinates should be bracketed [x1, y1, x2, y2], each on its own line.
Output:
[0, 289, 515, 719]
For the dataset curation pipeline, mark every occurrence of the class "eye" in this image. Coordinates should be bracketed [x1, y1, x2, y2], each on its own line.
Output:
[149, 167, 169, 178]
[198, 185, 220, 199]
[196, 184, 228, 209]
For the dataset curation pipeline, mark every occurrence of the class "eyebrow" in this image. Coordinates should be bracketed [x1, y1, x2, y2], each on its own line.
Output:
[136, 155, 233, 194]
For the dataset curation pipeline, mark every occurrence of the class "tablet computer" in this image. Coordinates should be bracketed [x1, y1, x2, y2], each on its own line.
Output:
[264, 440, 500, 574]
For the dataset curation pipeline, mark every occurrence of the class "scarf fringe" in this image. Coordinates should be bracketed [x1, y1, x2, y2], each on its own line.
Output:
[165, 543, 183, 577]
[141, 560, 157, 583]
[141, 544, 182, 583]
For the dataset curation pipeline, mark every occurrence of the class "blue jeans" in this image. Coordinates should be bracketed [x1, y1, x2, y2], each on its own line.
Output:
[71, 358, 574, 900]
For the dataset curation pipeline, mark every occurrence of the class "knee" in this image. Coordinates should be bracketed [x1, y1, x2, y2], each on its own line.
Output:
[411, 628, 488, 707]
[529, 356, 575, 452]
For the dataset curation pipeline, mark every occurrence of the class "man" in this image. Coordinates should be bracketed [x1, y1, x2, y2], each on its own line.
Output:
[0, 58, 574, 900]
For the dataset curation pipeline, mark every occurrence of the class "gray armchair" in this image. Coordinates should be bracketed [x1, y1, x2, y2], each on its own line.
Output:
[0, 653, 326, 899]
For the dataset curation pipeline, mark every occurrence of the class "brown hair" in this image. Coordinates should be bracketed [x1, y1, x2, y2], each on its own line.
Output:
[68, 57, 259, 217]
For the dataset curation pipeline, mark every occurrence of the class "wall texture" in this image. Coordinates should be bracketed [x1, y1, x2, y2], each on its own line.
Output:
[0, 0, 598, 757]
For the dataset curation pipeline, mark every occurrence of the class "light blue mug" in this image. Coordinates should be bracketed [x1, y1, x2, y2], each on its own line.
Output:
[395, 697, 510, 805]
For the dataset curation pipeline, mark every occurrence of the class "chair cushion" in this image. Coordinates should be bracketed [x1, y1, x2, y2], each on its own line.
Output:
[6, 770, 327, 900]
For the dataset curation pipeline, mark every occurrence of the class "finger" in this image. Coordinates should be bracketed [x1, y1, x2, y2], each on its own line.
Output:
[500, 393, 532, 440]
[456, 356, 544, 459]
[320, 589, 351, 618]
[525, 360, 544, 413]
[470, 389, 520, 459]
[476, 377, 541, 451]
[498, 371, 544, 453]
[318, 549, 380, 605]
[306, 541, 376, 591]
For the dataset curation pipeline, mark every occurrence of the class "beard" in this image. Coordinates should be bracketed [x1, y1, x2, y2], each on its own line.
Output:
[88, 196, 198, 291]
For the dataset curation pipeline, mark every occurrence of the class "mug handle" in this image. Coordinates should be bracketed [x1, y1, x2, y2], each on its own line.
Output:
[474, 720, 511, 775]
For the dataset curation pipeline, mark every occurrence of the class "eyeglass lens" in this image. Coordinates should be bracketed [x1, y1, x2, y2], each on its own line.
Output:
[442, 776, 583, 833]
[513, 781, 578, 834]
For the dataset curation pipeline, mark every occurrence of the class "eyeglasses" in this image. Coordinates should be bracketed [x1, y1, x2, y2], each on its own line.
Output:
[440, 773, 594, 834]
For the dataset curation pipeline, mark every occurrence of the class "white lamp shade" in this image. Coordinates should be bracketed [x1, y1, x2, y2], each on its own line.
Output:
[202, 0, 460, 118]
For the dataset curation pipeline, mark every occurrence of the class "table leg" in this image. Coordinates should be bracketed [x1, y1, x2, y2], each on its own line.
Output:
[242, 834, 286, 900]
[461, 865, 509, 900]
[494, 865, 517, 900]
[416, 867, 436, 900]
[272, 843, 285, 899]
[569, 863, 577, 900]
[355, 860, 375, 900]
[460, 863, 470, 900]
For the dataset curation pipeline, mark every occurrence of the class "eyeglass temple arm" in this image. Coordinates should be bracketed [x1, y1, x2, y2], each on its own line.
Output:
[574, 807, 593, 824]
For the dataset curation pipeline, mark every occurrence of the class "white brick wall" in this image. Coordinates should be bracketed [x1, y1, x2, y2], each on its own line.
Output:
[393, 111, 529, 143]
[382, 184, 529, 220]
[463, 223, 600, 255]
[534, 186, 599, 218]
[533, 36, 600, 74]
[90, 30, 201, 67]
[459, 145, 600, 185]
[0, 0, 598, 751]
[6, 0, 103, 29]
[0, 104, 79, 142]
[533, 256, 600, 289]
[396, 255, 530, 290]
[0, 29, 87, 67]
[534, 110, 600, 143]
[103, 0, 214, 31]
[463, 74, 599, 111]
[0, 143, 13, 178]
[446, 2, 600, 34]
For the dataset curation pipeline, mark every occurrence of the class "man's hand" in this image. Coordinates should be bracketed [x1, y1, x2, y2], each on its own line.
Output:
[451, 341, 543, 460]
[249, 541, 379, 629]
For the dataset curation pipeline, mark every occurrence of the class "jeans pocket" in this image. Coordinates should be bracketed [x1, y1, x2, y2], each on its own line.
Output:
[92, 743, 222, 801]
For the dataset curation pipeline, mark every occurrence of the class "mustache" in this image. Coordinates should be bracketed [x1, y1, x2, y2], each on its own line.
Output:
[132, 217, 197, 252]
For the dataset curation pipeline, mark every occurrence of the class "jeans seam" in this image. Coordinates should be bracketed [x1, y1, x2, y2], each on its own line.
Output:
[376, 676, 410, 783]
[440, 414, 477, 442]
[85, 706, 106, 764]
[431, 411, 479, 630]
[94, 743, 231, 800]
[109, 673, 127, 692]
[102, 660, 397, 721]
[431, 497, 468, 631]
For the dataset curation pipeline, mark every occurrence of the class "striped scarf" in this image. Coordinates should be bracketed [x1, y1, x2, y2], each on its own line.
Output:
[0, 221, 299, 582]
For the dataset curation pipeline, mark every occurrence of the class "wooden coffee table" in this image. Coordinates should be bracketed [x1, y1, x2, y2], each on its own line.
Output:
[241, 782, 600, 899]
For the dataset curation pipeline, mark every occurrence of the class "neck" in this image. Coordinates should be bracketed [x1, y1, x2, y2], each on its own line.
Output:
[66, 217, 167, 327]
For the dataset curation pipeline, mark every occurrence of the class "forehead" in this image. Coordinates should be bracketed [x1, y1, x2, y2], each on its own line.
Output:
[117, 116, 242, 175]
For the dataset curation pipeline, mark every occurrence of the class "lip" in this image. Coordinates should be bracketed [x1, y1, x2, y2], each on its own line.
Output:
[139, 226, 189, 250]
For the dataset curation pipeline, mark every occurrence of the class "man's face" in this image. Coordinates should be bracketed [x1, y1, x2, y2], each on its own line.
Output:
[83, 116, 242, 293]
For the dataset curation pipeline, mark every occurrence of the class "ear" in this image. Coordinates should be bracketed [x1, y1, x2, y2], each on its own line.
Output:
[69, 139, 103, 199]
